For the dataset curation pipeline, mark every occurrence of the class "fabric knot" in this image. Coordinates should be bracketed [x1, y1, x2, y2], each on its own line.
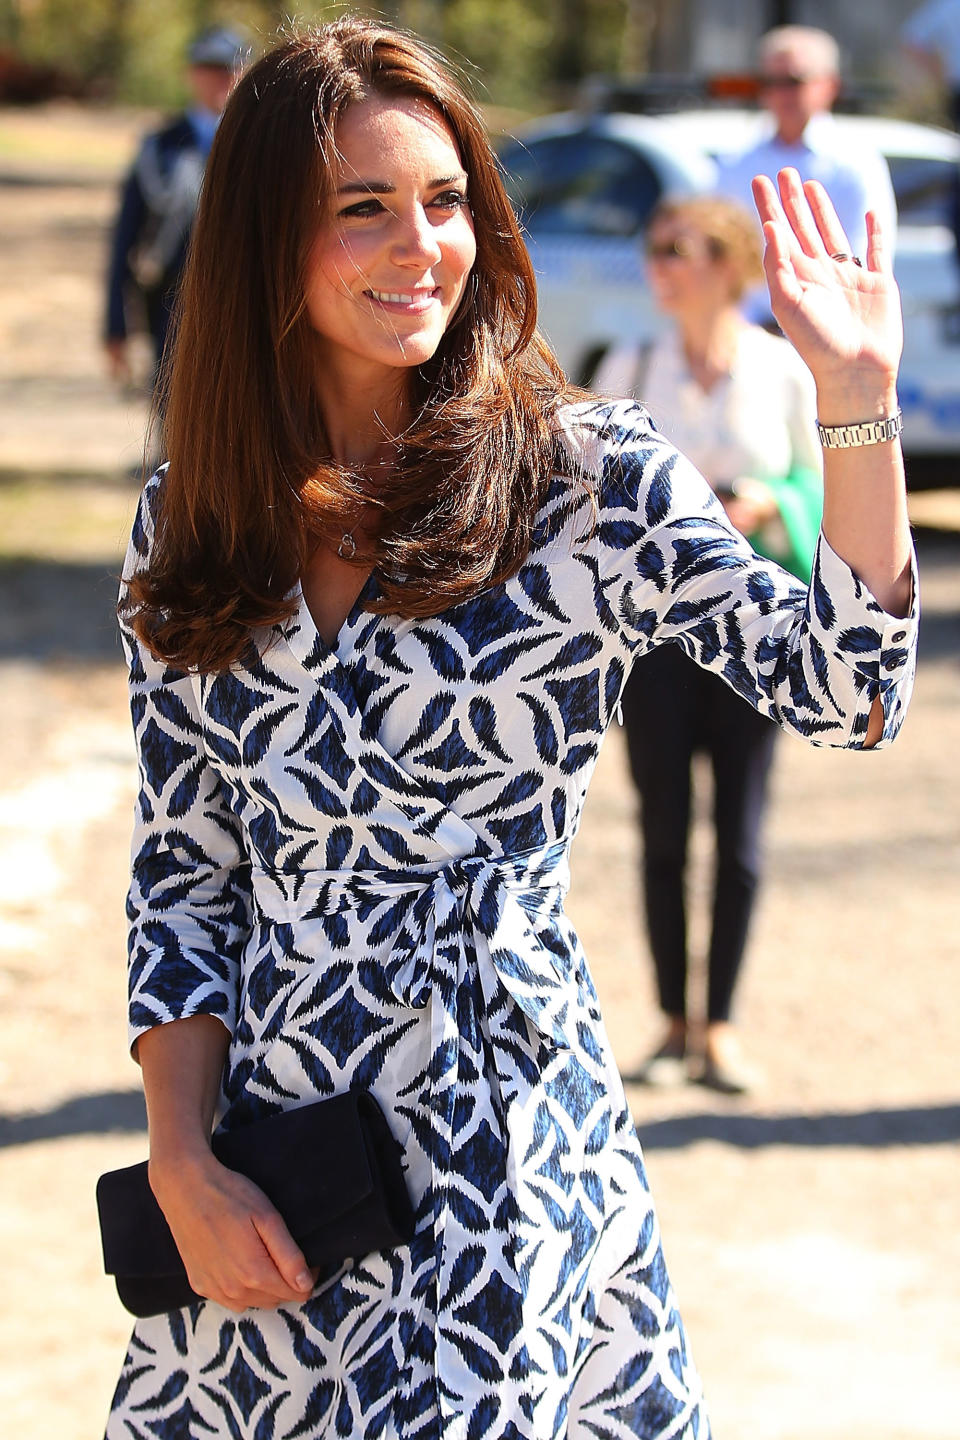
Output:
[442, 856, 483, 897]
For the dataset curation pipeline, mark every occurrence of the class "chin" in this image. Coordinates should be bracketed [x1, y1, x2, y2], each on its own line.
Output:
[379, 332, 447, 368]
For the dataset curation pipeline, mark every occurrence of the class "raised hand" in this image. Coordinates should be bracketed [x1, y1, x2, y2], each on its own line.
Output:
[751, 168, 902, 400]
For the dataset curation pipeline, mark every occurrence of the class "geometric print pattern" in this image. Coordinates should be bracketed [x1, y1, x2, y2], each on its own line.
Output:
[106, 399, 917, 1439]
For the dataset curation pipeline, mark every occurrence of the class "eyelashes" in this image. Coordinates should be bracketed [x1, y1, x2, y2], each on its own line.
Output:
[336, 190, 469, 222]
[431, 190, 469, 212]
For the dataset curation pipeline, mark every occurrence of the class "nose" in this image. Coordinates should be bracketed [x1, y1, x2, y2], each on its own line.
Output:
[391, 204, 443, 267]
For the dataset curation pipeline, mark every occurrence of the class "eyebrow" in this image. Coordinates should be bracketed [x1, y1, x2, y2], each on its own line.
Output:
[335, 173, 467, 196]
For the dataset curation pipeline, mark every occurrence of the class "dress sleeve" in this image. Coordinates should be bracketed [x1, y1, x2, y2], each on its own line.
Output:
[571, 400, 918, 750]
[120, 474, 252, 1055]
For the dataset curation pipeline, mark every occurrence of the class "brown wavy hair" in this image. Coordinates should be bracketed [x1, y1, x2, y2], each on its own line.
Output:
[124, 17, 577, 673]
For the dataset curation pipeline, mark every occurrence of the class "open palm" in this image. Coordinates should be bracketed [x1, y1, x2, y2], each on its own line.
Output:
[752, 168, 902, 393]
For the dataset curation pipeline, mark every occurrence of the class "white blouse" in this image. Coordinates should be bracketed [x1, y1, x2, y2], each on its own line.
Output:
[593, 324, 820, 488]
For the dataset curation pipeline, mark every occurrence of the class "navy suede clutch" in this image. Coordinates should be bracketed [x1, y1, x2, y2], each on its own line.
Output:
[96, 1090, 415, 1317]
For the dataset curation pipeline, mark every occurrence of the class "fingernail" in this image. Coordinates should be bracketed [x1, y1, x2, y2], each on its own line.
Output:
[296, 1271, 312, 1290]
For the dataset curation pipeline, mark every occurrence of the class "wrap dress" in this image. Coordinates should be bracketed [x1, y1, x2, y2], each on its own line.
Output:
[106, 399, 918, 1439]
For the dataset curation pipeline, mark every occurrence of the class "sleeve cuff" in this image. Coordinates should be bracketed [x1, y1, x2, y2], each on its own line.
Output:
[808, 534, 919, 747]
[128, 947, 238, 1057]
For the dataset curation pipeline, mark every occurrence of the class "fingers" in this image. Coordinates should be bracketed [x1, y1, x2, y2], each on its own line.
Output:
[187, 1210, 313, 1312]
[756, 214, 805, 311]
[777, 168, 830, 259]
[750, 171, 782, 226]
[752, 171, 813, 284]
[253, 1208, 315, 1297]
[751, 172, 799, 260]
[755, 168, 855, 264]
[865, 211, 891, 275]
[157, 1159, 316, 1313]
[801, 179, 851, 259]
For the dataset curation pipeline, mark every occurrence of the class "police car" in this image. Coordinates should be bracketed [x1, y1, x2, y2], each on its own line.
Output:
[497, 105, 960, 478]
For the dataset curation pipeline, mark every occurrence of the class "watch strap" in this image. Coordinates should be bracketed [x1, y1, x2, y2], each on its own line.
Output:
[816, 410, 903, 449]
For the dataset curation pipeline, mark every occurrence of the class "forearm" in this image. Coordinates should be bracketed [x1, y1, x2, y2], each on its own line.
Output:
[816, 379, 912, 618]
[138, 1014, 230, 1169]
[136, 1014, 313, 1309]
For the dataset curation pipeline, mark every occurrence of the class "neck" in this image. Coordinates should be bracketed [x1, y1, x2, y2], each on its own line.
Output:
[775, 117, 811, 146]
[677, 306, 743, 371]
[317, 368, 411, 467]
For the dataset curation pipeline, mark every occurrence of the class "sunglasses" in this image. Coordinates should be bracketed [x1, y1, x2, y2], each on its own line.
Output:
[757, 73, 816, 89]
[646, 236, 698, 262]
[645, 235, 719, 262]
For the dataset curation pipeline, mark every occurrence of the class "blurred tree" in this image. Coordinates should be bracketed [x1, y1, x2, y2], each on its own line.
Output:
[441, 0, 553, 107]
[554, 0, 587, 88]
[0, 0, 657, 111]
[90, 0, 133, 86]
[0, 0, 22, 48]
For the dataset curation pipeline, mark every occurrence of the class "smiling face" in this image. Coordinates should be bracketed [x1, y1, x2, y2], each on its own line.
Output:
[304, 93, 477, 398]
[645, 222, 732, 317]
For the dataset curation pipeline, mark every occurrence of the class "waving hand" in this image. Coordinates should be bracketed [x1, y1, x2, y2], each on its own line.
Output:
[751, 167, 902, 397]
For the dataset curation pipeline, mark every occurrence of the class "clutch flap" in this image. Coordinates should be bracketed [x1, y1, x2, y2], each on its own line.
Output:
[212, 1091, 376, 1236]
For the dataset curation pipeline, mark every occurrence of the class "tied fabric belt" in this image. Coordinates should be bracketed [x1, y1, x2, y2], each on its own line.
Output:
[249, 839, 575, 1051]
[249, 840, 578, 1431]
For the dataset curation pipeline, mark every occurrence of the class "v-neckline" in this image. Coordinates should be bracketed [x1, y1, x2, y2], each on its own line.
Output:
[284, 569, 381, 670]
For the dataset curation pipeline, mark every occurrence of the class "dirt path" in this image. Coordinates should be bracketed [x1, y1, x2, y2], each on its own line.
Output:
[1, 105, 958, 1440]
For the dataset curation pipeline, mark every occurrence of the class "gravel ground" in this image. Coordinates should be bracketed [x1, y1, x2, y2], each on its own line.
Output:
[1, 105, 958, 1440]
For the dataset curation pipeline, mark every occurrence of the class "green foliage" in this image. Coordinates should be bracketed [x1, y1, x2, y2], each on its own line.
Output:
[437, 0, 554, 108]
[5, 0, 642, 110]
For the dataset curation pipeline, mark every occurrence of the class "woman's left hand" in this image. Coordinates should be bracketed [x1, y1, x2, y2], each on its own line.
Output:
[752, 168, 902, 402]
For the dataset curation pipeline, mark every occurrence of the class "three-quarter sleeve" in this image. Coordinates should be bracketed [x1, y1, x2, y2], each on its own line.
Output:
[573, 400, 918, 750]
[120, 474, 252, 1055]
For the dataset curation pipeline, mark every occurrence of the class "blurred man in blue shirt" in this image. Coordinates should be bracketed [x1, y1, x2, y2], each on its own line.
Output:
[104, 26, 250, 389]
[716, 26, 897, 275]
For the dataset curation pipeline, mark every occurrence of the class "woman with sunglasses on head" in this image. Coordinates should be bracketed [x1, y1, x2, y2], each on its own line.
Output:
[105, 16, 915, 1440]
[596, 194, 825, 1093]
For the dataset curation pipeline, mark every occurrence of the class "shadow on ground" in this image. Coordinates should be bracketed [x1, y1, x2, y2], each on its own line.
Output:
[632, 1103, 960, 1149]
[0, 1089, 147, 1146]
[0, 557, 124, 663]
[1, 1088, 959, 1150]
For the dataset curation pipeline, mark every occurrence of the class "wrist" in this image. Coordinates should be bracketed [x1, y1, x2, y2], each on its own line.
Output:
[148, 1138, 216, 1196]
[814, 382, 899, 428]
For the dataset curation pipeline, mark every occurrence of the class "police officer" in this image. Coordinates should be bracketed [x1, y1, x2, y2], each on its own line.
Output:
[104, 26, 250, 388]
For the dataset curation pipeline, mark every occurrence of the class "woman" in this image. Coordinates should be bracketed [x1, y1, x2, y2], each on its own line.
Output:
[106, 18, 915, 1440]
[594, 196, 824, 1094]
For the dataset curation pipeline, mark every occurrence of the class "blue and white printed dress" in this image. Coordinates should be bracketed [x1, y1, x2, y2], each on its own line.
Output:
[106, 399, 917, 1440]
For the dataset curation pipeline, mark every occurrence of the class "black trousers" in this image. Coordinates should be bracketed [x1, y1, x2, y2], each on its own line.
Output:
[620, 644, 778, 1024]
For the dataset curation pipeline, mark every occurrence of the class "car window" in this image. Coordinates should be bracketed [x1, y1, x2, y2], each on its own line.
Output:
[887, 155, 958, 226]
[498, 134, 662, 237]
